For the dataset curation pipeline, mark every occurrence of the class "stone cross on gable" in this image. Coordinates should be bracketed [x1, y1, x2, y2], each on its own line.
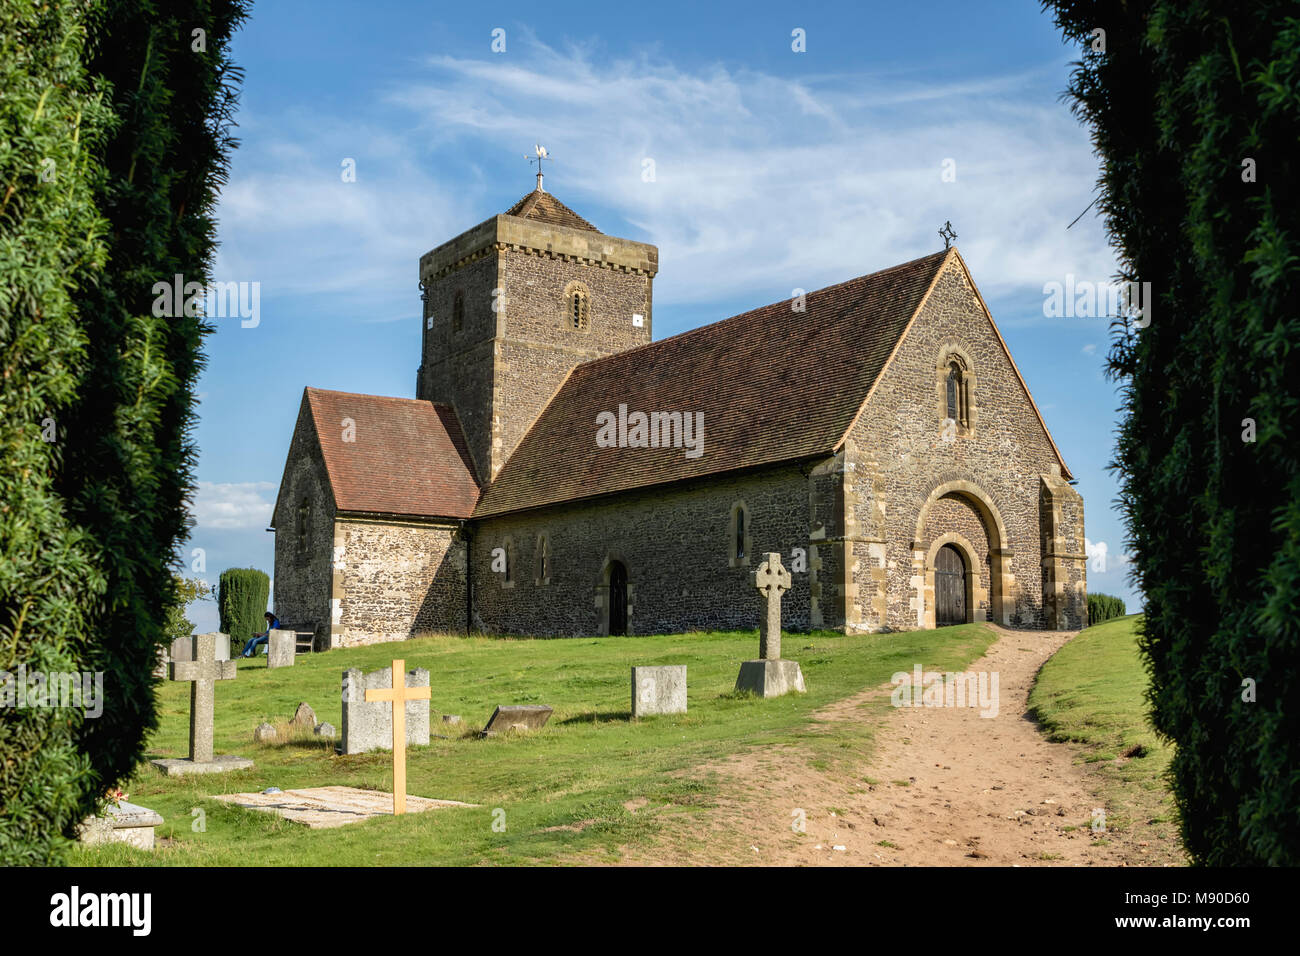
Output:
[753, 552, 792, 661]
[169, 632, 238, 763]
[365, 660, 432, 815]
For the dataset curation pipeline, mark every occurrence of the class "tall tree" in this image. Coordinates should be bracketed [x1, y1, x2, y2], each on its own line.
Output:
[1043, 0, 1300, 863]
[0, 0, 249, 863]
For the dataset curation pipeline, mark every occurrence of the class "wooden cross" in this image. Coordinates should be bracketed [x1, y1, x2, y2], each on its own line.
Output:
[753, 552, 792, 661]
[169, 632, 237, 763]
[364, 660, 431, 815]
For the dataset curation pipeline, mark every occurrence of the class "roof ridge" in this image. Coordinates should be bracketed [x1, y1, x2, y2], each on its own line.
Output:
[566, 248, 951, 379]
[305, 386, 450, 408]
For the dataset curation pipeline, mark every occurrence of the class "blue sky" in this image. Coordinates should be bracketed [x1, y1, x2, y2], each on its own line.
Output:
[185, 0, 1140, 631]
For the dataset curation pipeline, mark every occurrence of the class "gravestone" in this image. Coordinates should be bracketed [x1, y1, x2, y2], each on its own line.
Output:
[77, 801, 164, 851]
[254, 722, 277, 743]
[291, 702, 316, 728]
[170, 632, 230, 664]
[631, 665, 687, 717]
[340, 665, 430, 755]
[480, 704, 553, 736]
[314, 722, 336, 737]
[150, 632, 254, 775]
[735, 552, 806, 698]
[267, 629, 296, 669]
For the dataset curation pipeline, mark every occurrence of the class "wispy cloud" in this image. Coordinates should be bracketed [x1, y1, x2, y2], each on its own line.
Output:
[213, 36, 1119, 328]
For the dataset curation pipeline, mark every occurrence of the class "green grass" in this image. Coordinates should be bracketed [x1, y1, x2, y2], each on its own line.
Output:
[1028, 614, 1181, 848]
[71, 624, 995, 866]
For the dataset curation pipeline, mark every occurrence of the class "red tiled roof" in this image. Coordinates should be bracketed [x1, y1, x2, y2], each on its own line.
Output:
[503, 189, 601, 233]
[305, 389, 479, 519]
[473, 250, 952, 517]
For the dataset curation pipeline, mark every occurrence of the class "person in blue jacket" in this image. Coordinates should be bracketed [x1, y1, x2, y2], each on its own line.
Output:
[240, 612, 281, 658]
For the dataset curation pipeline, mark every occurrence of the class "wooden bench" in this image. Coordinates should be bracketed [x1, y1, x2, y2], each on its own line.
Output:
[278, 626, 317, 655]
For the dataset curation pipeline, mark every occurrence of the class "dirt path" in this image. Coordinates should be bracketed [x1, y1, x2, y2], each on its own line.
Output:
[619, 625, 1182, 866]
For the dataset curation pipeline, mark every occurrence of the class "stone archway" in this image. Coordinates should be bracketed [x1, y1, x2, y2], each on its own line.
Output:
[921, 532, 982, 628]
[912, 480, 1016, 627]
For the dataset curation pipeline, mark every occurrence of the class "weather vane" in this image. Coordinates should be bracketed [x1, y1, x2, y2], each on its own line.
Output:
[525, 144, 551, 192]
[939, 220, 958, 250]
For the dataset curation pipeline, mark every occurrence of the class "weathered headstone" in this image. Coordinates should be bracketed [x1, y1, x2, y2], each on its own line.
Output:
[340, 665, 431, 755]
[735, 552, 806, 698]
[267, 629, 296, 669]
[77, 801, 164, 851]
[254, 722, 277, 743]
[365, 659, 433, 815]
[480, 704, 553, 736]
[170, 632, 230, 664]
[291, 702, 316, 728]
[314, 722, 336, 737]
[150, 632, 254, 775]
[631, 665, 687, 717]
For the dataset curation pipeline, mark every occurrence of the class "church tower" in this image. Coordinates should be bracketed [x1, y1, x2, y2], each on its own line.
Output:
[416, 180, 658, 483]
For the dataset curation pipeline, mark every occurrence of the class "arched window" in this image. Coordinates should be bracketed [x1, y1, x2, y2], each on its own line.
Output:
[452, 290, 464, 333]
[946, 361, 962, 424]
[503, 540, 513, 584]
[938, 349, 974, 435]
[297, 497, 311, 554]
[570, 289, 589, 330]
[736, 508, 746, 561]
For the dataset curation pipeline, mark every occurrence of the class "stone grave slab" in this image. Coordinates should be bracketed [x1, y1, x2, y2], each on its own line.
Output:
[480, 704, 553, 736]
[77, 801, 164, 850]
[210, 786, 475, 829]
[267, 629, 296, 669]
[631, 665, 687, 717]
[341, 665, 430, 755]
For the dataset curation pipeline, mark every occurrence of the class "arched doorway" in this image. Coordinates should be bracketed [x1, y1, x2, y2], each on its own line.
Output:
[935, 544, 967, 627]
[608, 561, 628, 636]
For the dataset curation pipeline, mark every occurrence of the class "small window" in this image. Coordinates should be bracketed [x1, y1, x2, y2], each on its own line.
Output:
[297, 497, 311, 554]
[503, 540, 513, 584]
[729, 502, 750, 567]
[453, 290, 464, 333]
[536, 534, 550, 584]
[946, 362, 961, 423]
[571, 290, 589, 330]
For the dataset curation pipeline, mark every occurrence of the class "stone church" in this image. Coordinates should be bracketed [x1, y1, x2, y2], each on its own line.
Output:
[271, 181, 1086, 648]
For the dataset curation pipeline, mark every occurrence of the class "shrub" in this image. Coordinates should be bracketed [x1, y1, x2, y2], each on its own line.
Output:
[1087, 593, 1127, 627]
[219, 568, 270, 648]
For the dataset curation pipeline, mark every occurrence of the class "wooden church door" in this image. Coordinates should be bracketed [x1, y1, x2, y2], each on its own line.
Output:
[935, 545, 967, 627]
[609, 561, 628, 636]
